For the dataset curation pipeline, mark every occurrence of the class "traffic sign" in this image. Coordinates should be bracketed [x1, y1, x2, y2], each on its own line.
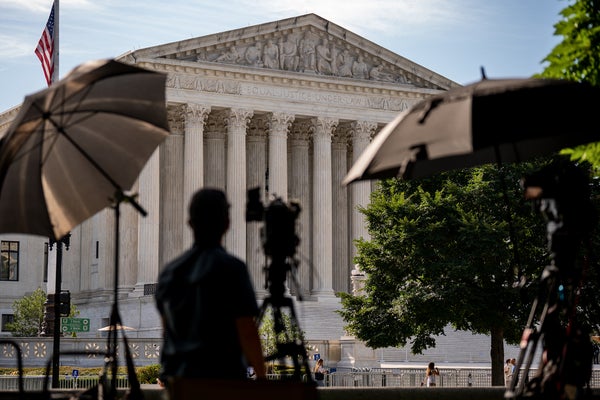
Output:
[60, 318, 90, 333]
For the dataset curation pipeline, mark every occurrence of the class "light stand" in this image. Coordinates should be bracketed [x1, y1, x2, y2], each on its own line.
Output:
[102, 191, 146, 400]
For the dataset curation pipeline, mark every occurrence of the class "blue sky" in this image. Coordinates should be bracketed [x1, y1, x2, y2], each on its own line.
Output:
[0, 0, 567, 112]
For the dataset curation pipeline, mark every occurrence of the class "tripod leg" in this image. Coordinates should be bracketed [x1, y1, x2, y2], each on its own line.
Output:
[282, 298, 314, 382]
[507, 266, 558, 398]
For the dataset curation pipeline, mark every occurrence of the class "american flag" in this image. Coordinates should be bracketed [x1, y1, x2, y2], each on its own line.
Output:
[35, 2, 55, 86]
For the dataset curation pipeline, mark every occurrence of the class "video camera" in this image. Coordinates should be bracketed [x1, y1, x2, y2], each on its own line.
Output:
[245, 187, 301, 260]
[521, 159, 595, 233]
[521, 159, 596, 276]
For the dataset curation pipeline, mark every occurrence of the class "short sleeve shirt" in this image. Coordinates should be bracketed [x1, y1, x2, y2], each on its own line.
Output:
[156, 245, 259, 379]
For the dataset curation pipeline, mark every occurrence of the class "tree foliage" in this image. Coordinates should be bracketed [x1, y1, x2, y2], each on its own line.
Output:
[539, 0, 600, 86]
[340, 164, 548, 349]
[538, 0, 600, 168]
[258, 308, 306, 364]
[340, 160, 600, 384]
[5, 288, 47, 337]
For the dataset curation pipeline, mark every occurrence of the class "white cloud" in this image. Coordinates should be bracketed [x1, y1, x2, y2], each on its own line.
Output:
[0, 34, 32, 58]
[233, 0, 485, 37]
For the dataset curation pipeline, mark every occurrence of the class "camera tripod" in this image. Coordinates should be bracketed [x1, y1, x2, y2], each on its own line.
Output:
[505, 257, 592, 400]
[507, 163, 595, 400]
[257, 254, 314, 383]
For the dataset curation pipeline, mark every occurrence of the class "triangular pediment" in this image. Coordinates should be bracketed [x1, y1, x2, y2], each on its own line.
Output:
[126, 14, 458, 91]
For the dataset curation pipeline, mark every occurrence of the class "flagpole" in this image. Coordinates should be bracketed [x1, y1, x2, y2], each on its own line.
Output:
[50, 2, 62, 389]
[52, 0, 59, 83]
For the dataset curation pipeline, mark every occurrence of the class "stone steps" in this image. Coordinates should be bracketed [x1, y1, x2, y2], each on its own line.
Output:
[286, 296, 523, 365]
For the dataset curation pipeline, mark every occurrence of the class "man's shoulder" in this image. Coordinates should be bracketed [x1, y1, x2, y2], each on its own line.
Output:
[211, 246, 243, 261]
[157, 247, 199, 289]
[162, 247, 198, 273]
[202, 246, 247, 273]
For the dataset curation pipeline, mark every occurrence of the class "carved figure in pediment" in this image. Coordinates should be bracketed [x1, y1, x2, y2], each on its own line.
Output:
[245, 42, 263, 67]
[369, 64, 398, 83]
[352, 55, 369, 79]
[330, 45, 340, 75]
[299, 33, 317, 72]
[338, 50, 353, 77]
[167, 74, 180, 88]
[215, 45, 240, 64]
[316, 38, 333, 75]
[262, 39, 279, 69]
[279, 34, 299, 71]
[195, 51, 207, 62]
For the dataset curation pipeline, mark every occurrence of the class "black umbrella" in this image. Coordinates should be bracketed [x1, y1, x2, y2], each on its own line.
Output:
[344, 78, 600, 184]
[0, 58, 169, 239]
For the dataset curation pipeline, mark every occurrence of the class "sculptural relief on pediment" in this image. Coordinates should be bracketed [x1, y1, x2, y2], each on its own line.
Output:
[186, 29, 413, 86]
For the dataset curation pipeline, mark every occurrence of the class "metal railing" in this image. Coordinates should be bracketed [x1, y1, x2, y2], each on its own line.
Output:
[2, 368, 600, 391]
[319, 368, 600, 388]
[0, 375, 130, 392]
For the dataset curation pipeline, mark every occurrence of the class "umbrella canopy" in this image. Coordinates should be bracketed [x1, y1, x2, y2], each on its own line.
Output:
[0, 59, 169, 240]
[98, 323, 135, 332]
[344, 78, 600, 184]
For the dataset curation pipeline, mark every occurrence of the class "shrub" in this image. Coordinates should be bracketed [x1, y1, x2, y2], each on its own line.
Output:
[136, 364, 161, 384]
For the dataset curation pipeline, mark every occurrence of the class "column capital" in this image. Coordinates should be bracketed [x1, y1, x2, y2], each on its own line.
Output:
[248, 114, 269, 140]
[269, 112, 295, 135]
[228, 108, 254, 131]
[290, 120, 313, 143]
[332, 124, 351, 147]
[167, 103, 187, 135]
[311, 117, 339, 139]
[350, 120, 378, 141]
[185, 103, 211, 123]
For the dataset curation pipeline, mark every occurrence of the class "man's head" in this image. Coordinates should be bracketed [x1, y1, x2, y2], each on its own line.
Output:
[188, 188, 230, 245]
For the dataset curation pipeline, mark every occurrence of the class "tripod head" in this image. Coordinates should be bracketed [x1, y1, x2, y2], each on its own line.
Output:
[246, 187, 301, 300]
[522, 159, 596, 278]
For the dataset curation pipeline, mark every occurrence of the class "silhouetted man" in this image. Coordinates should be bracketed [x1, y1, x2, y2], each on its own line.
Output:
[156, 188, 265, 382]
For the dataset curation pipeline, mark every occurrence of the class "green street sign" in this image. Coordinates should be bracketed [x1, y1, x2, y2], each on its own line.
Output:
[60, 317, 90, 333]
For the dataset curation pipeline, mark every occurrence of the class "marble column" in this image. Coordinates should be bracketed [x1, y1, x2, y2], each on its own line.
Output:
[289, 121, 312, 299]
[159, 127, 184, 267]
[204, 111, 227, 190]
[226, 108, 253, 260]
[311, 117, 338, 297]
[332, 126, 350, 293]
[350, 121, 378, 268]
[119, 180, 138, 290]
[134, 148, 160, 293]
[268, 112, 294, 201]
[246, 116, 268, 297]
[182, 104, 211, 248]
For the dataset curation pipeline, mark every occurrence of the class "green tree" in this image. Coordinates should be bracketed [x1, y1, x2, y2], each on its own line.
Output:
[339, 163, 558, 385]
[258, 308, 307, 373]
[538, 0, 600, 168]
[5, 287, 47, 337]
[539, 0, 600, 86]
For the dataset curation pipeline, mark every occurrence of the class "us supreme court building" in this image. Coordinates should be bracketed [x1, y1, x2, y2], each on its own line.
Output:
[1, 14, 497, 367]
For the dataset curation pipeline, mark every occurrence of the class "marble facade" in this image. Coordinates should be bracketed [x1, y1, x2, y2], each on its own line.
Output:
[0, 14, 459, 344]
